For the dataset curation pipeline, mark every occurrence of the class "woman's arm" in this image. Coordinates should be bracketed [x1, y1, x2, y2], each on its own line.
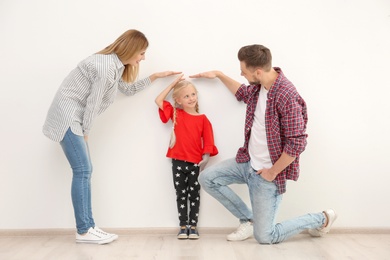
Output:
[118, 71, 182, 96]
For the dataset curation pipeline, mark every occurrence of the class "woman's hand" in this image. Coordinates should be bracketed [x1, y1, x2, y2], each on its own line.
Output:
[150, 71, 182, 82]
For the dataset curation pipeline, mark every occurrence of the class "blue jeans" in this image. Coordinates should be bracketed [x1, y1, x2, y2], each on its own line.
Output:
[60, 128, 94, 234]
[199, 158, 325, 244]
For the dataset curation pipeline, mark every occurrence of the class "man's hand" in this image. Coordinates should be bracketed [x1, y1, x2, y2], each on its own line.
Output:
[190, 70, 240, 94]
[189, 71, 220, 79]
[256, 168, 278, 182]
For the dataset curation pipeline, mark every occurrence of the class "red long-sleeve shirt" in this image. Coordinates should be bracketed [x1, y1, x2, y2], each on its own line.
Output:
[159, 101, 218, 164]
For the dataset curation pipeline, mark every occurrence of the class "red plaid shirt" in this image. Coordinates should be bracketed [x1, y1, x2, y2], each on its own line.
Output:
[235, 67, 308, 194]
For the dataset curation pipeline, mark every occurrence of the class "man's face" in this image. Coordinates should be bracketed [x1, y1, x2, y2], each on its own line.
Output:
[240, 61, 260, 85]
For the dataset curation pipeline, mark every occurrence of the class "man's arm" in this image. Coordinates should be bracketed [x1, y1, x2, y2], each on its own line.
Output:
[190, 70, 241, 95]
[256, 152, 296, 182]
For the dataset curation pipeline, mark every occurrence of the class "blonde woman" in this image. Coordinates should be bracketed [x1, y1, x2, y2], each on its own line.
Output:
[43, 29, 180, 244]
[155, 75, 218, 239]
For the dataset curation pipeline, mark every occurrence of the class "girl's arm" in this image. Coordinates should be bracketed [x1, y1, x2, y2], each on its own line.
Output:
[155, 74, 184, 109]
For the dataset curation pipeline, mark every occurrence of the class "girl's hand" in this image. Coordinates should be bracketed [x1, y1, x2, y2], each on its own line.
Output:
[169, 74, 185, 88]
[150, 71, 182, 81]
[155, 74, 185, 109]
[199, 154, 210, 171]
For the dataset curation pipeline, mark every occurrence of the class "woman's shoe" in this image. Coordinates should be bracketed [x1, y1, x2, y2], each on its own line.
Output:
[75, 227, 115, 244]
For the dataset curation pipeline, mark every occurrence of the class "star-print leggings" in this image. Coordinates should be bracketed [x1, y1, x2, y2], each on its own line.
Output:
[172, 159, 201, 227]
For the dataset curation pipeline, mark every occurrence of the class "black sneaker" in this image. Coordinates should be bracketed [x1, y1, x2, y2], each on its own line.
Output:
[177, 226, 188, 239]
[188, 226, 199, 239]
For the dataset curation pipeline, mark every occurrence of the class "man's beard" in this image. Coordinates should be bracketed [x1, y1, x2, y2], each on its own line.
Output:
[249, 80, 260, 85]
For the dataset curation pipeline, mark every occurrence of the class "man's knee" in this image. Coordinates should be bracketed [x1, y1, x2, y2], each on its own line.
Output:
[254, 231, 274, 245]
[198, 169, 209, 187]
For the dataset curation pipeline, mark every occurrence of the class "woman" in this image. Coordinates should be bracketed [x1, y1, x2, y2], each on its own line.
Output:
[43, 29, 180, 244]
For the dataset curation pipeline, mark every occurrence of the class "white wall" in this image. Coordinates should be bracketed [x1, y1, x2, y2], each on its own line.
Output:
[1, 0, 389, 230]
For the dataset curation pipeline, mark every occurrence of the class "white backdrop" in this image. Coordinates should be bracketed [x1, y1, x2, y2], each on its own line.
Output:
[1, 0, 389, 230]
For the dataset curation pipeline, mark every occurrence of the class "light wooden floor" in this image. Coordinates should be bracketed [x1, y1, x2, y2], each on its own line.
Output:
[1, 229, 389, 260]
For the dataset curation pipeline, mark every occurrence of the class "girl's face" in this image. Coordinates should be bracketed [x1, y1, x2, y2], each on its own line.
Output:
[175, 85, 198, 113]
[125, 49, 146, 66]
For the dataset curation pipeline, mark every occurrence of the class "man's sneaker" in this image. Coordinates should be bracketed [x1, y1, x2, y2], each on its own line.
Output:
[177, 226, 188, 239]
[94, 226, 119, 241]
[188, 226, 200, 239]
[76, 227, 115, 244]
[309, 209, 337, 237]
[227, 221, 253, 241]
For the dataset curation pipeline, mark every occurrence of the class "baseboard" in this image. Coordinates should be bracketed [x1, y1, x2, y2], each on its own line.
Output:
[1, 227, 390, 236]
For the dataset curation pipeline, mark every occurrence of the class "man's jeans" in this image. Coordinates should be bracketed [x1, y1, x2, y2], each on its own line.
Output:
[199, 158, 325, 244]
[60, 128, 94, 234]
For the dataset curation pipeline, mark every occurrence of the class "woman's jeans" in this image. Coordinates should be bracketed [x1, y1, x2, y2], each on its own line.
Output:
[60, 128, 94, 234]
[199, 158, 325, 244]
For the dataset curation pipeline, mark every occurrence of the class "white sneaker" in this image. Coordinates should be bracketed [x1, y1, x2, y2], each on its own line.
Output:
[227, 221, 253, 241]
[94, 226, 119, 241]
[308, 209, 337, 237]
[76, 227, 115, 244]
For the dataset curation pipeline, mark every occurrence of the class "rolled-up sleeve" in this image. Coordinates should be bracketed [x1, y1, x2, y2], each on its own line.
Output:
[281, 94, 308, 157]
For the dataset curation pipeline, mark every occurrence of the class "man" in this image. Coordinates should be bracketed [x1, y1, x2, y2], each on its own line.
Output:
[190, 44, 336, 244]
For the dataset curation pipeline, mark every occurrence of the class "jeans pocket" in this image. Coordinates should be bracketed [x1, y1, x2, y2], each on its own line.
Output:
[258, 173, 274, 183]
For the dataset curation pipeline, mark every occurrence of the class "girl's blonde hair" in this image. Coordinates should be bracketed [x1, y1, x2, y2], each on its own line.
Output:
[169, 80, 199, 148]
[97, 29, 149, 83]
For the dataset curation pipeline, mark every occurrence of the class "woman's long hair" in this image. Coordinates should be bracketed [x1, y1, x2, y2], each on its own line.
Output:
[169, 81, 199, 148]
[97, 29, 149, 82]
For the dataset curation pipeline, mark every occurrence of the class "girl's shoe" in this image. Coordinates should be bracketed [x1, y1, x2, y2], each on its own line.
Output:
[188, 226, 199, 239]
[177, 226, 188, 239]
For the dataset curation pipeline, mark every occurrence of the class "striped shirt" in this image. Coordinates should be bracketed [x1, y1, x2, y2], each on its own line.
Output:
[235, 67, 308, 194]
[43, 53, 151, 142]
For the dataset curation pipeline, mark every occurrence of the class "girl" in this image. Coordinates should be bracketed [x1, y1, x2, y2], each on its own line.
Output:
[43, 29, 180, 244]
[155, 75, 218, 239]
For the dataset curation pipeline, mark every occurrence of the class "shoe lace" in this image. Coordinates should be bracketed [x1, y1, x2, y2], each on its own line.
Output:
[234, 222, 251, 235]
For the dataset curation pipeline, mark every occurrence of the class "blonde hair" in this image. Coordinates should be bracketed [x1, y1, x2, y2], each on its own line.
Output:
[97, 29, 149, 83]
[169, 81, 199, 148]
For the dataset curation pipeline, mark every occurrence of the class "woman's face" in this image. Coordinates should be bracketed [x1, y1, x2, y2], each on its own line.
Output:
[125, 49, 146, 66]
